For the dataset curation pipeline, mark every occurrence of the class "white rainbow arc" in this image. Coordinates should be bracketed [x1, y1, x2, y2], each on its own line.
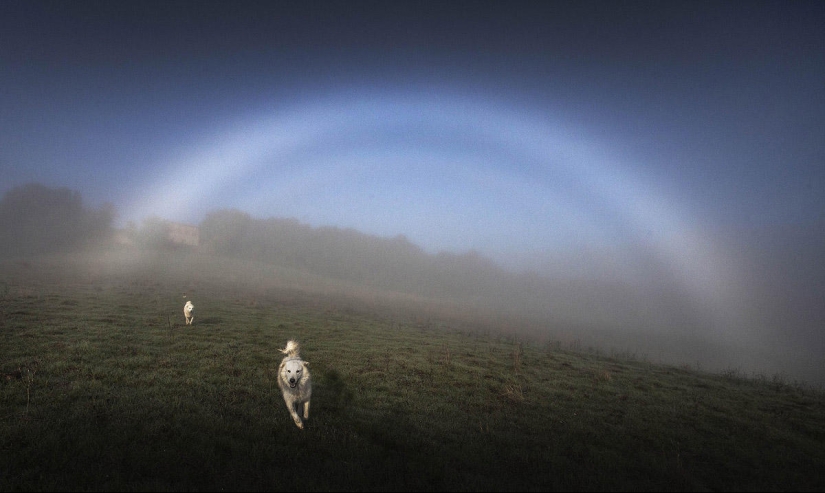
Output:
[123, 90, 744, 334]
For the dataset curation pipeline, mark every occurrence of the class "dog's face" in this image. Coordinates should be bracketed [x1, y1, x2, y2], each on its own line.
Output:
[185, 301, 194, 311]
[281, 358, 307, 388]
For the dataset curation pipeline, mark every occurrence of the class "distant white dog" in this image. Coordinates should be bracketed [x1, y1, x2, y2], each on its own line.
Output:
[277, 340, 312, 429]
[183, 300, 194, 325]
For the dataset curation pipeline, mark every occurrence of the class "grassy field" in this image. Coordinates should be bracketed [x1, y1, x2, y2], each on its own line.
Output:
[1, 249, 824, 491]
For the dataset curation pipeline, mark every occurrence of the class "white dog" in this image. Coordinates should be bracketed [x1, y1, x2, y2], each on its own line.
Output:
[277, 340, 312, 429]
[183, 300, 194, 325]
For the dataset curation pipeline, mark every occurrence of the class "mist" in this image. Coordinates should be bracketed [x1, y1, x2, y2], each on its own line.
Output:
[0, 183, 114, 256]
[2, 183, 823, 386]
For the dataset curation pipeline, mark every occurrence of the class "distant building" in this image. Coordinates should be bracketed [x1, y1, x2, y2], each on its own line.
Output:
[166, 222, 199, 247]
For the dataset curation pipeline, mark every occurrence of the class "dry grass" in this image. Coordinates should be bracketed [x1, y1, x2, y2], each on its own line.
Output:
[500, 383, 525, 402]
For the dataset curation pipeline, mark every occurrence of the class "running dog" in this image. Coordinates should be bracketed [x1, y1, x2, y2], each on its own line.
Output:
[183, 300, 194, 325]
[277, 340, 312, 429]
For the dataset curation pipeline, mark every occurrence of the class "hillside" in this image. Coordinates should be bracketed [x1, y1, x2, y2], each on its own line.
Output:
[1, 251, 824, 490]
[124, 209, 825, 387]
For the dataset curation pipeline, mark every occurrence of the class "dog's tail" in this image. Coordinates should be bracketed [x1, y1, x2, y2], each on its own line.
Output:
[280, 339, 300, 357]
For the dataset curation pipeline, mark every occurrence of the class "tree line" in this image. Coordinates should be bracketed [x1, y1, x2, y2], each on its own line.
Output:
[0, 184, 510, 303]
[197, 208, 508, 301]
[0, 183, 114, 257]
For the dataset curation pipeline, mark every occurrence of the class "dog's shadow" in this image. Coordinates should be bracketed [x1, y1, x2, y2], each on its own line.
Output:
[315, 369, 353, 411]
[187, 316, 224, 326]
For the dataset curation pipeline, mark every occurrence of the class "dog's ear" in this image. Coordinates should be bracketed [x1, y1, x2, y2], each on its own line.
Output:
[303, 361, 310, 367]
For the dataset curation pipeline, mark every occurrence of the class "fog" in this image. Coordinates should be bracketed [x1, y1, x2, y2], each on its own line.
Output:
[2, 183, 823, 386]
[2, 2, 823, 387]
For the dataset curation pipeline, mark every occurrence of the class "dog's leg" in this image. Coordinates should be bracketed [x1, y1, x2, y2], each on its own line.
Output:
[285, 399, 303, 429]
[302, 400, 310, 420]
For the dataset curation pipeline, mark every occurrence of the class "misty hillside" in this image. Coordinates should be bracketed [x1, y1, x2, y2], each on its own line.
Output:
[183, 209, 693, 336]
[135, 208, 825, 386]
[0, 184, 679, 334]
[2, 183, 824, 386]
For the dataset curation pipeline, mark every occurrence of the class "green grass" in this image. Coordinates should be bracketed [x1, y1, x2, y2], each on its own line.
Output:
[1, 250, 824, 491]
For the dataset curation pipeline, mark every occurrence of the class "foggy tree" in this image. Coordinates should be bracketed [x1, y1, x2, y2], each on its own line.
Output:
[199, 209, 256, 256]
[196, 207, 517, 300]
[0, 183, 115, 257]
